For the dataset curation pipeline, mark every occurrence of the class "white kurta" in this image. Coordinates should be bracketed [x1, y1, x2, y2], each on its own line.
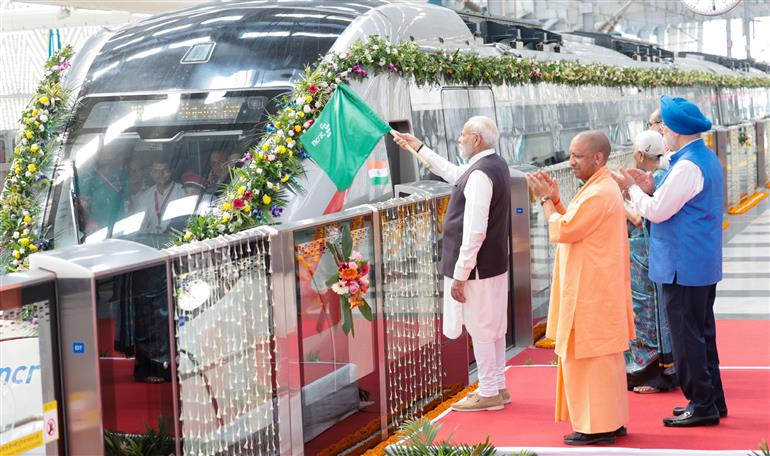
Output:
[420, 147, 509, 344]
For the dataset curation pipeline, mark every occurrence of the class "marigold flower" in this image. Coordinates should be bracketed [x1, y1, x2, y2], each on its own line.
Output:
[23, 215, 32, 223]
[238, 186, 246, 195]
[223, 202, 231, 210]
[294, 125, 302, 132]
[20, 238, 30, 246]
[262, 195, 271, 205]
[27, 164, 36, 173]
[339, 268, 358, 281]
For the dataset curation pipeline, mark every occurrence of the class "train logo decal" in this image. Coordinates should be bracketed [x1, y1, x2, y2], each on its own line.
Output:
[310, 122, 332, 147]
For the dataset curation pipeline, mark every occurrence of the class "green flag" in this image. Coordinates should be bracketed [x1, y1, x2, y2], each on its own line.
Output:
[300, 83, 391, 191]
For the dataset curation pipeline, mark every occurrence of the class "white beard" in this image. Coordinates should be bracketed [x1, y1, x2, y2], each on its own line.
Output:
[459, 144, 471, 161]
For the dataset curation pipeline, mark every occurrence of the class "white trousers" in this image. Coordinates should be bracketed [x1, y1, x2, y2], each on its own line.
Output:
[473, 336, 507, 397]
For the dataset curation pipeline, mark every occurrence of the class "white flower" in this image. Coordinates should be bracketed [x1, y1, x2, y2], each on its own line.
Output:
[276, 129, 285, 138]
[379, 59, 386, 66]
[335, 77, 341, 84]
[22, 229, 29, 235]
[38, 125, 45, 132]
[303, 104, 311, 113]
[286, 139, 295, 149]
[266, 182, 274, 189]
[331, 282, 349, 295]
[288, 111, 296, 119]
[315, 101, 322, 108]
[12, 260, 19, 266]
[23, 210, 29, 216]
[12, 231, 19, 239]
[288, 130, 295, 137]
[267, 154, 276, 161]
[372, 44, 379, 50]
[256, 168, 263, 174]
[295, 96, 305, 106]
[217, 224, 226, 232]
[304, 121, 312, 129]
[21, 139, 28, 145]
[25, 171, 32, 177]
[19, 248, 26, 254]
[39, 115, 49, 123]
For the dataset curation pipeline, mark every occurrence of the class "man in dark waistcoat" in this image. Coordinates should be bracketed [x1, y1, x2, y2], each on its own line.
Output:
[393, 116, 511, 412]
[613, 96, 727, 427]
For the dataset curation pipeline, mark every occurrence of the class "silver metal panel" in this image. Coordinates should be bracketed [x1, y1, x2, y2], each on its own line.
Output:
[508, 168, 533, 348]
[29, 239, 169, 279]
[755, 120, 768, 188]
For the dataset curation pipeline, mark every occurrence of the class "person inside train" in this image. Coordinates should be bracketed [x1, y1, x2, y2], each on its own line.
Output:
[134, 158, 186, 234]
[623, 130, 678, 395]
[206, 149, 231, 194]
[613, 96, 727, 427]
[76, 145, 128, 235]
[181, 171, 209, 196]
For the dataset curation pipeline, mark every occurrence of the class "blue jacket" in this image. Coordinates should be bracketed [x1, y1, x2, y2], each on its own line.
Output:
[648, 139, 723, 286]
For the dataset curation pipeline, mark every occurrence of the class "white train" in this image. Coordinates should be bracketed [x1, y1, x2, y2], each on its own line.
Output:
[40, 0, 769, 251]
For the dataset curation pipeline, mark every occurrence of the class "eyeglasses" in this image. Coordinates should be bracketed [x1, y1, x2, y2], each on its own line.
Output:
[646, 120, 662, 129]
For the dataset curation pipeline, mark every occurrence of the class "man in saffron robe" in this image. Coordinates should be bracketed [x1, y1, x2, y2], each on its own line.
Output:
[527, 130, 635, 445]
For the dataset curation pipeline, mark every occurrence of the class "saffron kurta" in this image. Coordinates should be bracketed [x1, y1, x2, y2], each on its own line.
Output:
[545, 166, 635, 433]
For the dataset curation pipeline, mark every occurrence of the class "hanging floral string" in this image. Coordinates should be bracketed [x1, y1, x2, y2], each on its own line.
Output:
[175, 35, 770, 245]
[0, 46, 74, 273]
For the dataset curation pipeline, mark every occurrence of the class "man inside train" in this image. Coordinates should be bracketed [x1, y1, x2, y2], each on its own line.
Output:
[392, 117, 512, 413]
[134, 158, 186, 234]
[527, 131, 634, 445]
[613, 96, 727, 427]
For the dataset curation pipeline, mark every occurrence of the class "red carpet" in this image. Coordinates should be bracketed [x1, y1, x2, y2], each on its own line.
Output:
[436, 319, 770, 453]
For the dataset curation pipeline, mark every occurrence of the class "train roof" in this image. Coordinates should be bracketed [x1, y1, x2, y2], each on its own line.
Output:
[76, 0, 471, 96]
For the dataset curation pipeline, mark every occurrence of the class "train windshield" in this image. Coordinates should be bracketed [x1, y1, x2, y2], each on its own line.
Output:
[46, 90, 287, 250]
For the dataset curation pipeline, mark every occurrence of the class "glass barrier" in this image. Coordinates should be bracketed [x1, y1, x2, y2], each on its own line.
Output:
[0, 272, 64, 455]
[726, 123, 758, 210]
[374, 195, 444, 430]
[95, 265, 177, 454]
[167, 231, 278, 456]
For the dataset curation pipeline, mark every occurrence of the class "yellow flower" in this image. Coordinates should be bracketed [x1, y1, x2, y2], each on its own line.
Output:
[14, 147, 20, 155]
[274, 135, 282, 143]
[289, 151, 293, 157]
[39, 96, 49, 105]
[277, 145, 286, 154]
[25, 118, 31, 125]
[262, 195, 271, 205]
[465, 64, 472, 72]
[13, 250, 21, 259]
[183, 232, 193, 241]
[305, 95, 313, 103]
[25, 131, 33, 139]
[14, 166, 21, 175]
[281, 174, 289, 182]
[238, 186, 246, 195]
[30, 144, 39, 153]
[31, 109, 37, 116]
[294, 125, 302, 132]
[274, 121, 281, 128]
[223, 202, 232, 210]
[27, 164, 36, 173]
[23, 215, 32, 223]
[29, 244, 38, 252]
[222, 215, 230, 223]
[244, 204, 251, 212]
[20, 238, 30, 246]
[298, 112, 305, 118]
[262, 143, 270, 151]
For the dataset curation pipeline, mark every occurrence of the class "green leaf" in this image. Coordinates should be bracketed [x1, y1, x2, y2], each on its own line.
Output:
[341, 224, 353, 259]
[325, 275, 340, 287]
[325, 241, 341, 265]
[358, 300, 373, 321]
[340, 297, 354, 336]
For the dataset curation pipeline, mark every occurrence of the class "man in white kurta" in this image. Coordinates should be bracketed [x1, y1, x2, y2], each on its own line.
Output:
[393, 116, 511, 412]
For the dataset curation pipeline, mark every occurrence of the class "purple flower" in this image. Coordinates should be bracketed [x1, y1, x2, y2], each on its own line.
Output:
[55, 61, 71, 71]
[243, 154, 252, 162]
[388, 63, 398, 73]
[34, 174, 47, 182]
[270, 205, 283, 217]
[251, 208, 263, 219]
[350, 64, 368, 77]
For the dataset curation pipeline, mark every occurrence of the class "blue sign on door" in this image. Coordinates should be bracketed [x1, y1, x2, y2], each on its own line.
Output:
[72, 342, 85, 354]
[516, 207, 524, 214]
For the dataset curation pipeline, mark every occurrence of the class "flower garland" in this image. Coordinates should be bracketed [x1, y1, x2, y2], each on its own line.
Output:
[322, 224, 373, 335]
[0, 46, 74, 273]
[176, 35, 770, 245]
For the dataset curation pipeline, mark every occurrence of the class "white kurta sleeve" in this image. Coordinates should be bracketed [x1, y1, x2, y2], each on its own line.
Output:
[628, 160, 703, 224]
[453, 170, 493, 281]
[418, 146, 470, 185]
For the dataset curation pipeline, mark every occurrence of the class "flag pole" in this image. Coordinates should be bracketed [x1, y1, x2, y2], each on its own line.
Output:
[389, 131, 431, 169]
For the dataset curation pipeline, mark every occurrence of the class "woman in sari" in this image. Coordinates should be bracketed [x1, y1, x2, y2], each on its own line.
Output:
[623, 130, 677, 394]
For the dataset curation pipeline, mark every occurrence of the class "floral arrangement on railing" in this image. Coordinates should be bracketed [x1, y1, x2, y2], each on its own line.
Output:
[738, 130, 751, 148]
[174, 35, 770, 246]
[323, 225, 372, 336]
[0, 46, 74, 273]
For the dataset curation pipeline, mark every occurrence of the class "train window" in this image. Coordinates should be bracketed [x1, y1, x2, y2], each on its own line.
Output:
[440, 87, 498, 164]
[44, 90, 283, 250]
[522, 133, 553, 166]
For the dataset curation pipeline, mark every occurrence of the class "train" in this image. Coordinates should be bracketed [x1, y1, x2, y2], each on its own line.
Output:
[37, 0, 770, 254]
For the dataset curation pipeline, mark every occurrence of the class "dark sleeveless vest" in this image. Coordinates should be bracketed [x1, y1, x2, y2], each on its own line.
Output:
[441, 153, 511, 280]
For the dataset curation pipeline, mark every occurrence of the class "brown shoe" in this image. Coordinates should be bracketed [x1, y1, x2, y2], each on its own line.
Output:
[467, 389, 511, 404]
[452, 393, 504, 412]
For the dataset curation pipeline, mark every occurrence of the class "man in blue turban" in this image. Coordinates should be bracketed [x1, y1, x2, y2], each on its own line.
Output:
[612, 96, 726, 427]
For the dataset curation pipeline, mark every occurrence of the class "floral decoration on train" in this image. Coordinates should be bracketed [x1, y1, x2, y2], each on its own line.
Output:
[174, 35, 770, 246]
[0, 46, 74, 273]
[322, 225, 373, 336]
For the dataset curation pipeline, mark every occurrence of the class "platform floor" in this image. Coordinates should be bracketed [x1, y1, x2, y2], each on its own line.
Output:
[431, 198, 770, 455]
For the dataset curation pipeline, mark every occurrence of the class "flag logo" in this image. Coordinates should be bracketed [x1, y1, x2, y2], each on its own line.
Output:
[367, 160, 389, 186]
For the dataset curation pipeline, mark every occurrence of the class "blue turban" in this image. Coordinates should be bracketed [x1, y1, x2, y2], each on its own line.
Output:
[660, 95, 712, 135]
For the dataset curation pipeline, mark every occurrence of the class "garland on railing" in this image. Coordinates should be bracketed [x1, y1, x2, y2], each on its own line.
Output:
[0, 46, 74, 273]
[175, 35, 770, 245]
